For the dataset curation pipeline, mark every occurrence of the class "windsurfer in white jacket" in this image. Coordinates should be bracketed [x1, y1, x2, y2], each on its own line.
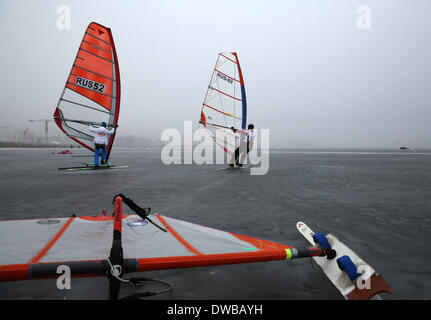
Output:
[89, 122, 115, 167]
[229, 124, 255, 167]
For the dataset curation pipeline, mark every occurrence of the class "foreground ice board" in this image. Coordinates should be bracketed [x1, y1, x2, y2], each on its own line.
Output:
[297, 221, 392, 300]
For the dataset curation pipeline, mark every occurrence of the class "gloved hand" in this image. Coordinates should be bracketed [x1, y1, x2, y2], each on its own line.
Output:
[230, 126, 236, 132]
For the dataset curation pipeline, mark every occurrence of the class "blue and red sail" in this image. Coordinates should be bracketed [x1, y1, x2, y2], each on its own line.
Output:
[200, 52, 247, 155]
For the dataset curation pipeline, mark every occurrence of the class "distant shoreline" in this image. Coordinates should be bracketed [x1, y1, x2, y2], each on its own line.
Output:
[1, 142, 430, 153]
[0, 142, 161, 149]
[0, 142, 78, 148]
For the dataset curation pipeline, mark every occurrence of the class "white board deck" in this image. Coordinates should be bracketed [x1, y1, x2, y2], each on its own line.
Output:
[296, 221, 390, 300]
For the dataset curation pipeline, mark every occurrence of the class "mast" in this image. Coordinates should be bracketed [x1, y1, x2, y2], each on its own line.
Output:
[106, 26, 121, 161]
[232, 52, 247, 129]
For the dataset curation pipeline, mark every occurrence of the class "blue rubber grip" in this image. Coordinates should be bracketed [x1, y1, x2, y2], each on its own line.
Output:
[337, 255, 361, 282]
[312, 232, 331, 249]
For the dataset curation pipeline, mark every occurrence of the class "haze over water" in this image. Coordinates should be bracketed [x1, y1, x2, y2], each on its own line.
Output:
[1, 1, 430, 149]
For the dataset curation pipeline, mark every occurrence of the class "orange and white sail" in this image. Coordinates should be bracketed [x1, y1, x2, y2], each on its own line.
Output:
[0, 212, 292, 283]
[0, 196, 391, 300]
[53, 22, 121, 161]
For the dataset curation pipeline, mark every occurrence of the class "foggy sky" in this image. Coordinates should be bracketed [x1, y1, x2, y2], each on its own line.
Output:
[1, 0, 430, 148]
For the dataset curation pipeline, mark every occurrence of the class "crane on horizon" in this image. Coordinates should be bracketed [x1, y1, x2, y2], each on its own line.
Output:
[28, 119, 54, 143]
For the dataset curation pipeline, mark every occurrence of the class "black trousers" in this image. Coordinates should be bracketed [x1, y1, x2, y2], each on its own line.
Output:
[233, 142, 250, 165]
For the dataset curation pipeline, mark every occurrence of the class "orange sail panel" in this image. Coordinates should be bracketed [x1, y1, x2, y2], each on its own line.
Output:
[53, 22, 121, 159]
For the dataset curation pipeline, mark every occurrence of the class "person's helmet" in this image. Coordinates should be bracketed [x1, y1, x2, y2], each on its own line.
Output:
[101, 122, 107, 128]
[248, 124, 254, 129]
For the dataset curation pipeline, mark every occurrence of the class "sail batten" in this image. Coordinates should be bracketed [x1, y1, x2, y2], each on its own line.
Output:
[78, 48, 114, 64]
[53, 22, 120, 160]
[220, 54, 238, 64]
[59, 98, 111, 114]
[72, 65, 116, 81]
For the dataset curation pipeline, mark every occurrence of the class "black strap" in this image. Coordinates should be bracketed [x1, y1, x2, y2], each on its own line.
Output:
[112, 194, 167, 232]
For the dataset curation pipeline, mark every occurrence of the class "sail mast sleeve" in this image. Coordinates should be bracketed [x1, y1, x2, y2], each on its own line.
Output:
[106, 25, 121, 161]
[232, 52, 247, 129]
[108, 195, 124, 300]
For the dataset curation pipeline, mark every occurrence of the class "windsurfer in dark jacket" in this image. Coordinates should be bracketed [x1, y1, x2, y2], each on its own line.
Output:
[229, 124, 255, 167]
[89, 122, 115, 167]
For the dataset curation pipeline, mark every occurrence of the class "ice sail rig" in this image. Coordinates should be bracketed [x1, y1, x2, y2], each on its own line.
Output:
[0, 195, 392, 300]
[0, 197, 294, 284]
[200, 53, 247, 156]
[0, 195, 296, 299]
[53, 22, 121, 161]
